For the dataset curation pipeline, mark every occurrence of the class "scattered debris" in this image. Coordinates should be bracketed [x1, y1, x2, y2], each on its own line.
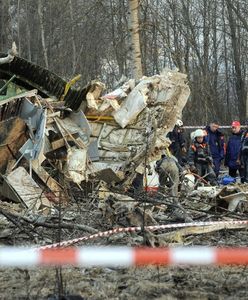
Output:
[0, 55, 248, 284]
[217, 185, 248, 212]
[0, 54, 191, 209]
[6, 167, 51, 213]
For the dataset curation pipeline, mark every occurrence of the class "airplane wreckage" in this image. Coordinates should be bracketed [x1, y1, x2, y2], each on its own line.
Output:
[0, 49, 190, 207]
[0, 49, 246, 217]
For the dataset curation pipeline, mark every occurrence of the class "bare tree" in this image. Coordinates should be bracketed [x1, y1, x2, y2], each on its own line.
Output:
[128, 0, 143, 80]
[38, 0, 49, 69]
[226, 0, 248, 32]
[226, 0, 246, 120]
[1, 0, 248, 124]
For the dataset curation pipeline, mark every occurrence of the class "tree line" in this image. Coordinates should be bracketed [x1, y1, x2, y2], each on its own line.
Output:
[0, 0, 247, 125]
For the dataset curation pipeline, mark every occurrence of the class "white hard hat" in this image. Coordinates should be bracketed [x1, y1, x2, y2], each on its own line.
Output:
[176, 119, 183, 127]
[194, 129, 204, 138]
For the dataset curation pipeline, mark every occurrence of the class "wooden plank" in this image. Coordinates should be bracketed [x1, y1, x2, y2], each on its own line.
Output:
[5, 159, 16, 175]
[32, 160, 69, 204]
[51, 136, 73, 150]
[0, 117, 27, 172]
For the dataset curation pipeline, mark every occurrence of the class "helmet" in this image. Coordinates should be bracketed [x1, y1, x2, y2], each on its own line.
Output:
[176, 119, 183, 127]
[194, 129, 204, 138]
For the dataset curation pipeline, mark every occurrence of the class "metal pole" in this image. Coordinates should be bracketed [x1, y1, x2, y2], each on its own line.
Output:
[0, 75, 16, 94]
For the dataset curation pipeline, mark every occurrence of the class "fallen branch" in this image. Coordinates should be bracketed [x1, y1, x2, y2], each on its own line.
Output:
[159, 223, 247, 242]
[0, 209, 34, 239]
[0, 207, 97, 234]
[31, 219, 98, 233]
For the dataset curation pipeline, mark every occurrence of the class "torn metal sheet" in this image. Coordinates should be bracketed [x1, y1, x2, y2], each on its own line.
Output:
[0, 58, 190, 206]
[56, 114, 90, 145]
[19, 97, 43, 131]
[64, 147, 88, 184]
[101, 79, 134, 102]
[68, 111, 91, 145]
[6, 167, 52, 213]
[90, 161, 123, 175]
[19, 107, 47, 162]
[217, 186, 248, 211]
[113, 79, 149, 128]
[86, 69, 190, 188]
[87, 139, 99, 161]
[0, 174, 26, 206]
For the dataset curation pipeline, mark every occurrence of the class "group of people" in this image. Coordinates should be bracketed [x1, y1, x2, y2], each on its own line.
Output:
[168, 119, 248, 184]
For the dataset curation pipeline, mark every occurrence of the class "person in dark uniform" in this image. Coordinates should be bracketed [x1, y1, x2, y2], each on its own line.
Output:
[240, 120, 248, 183]
[204, 121, 224, 177]
[188, 129, 217, 185]
[225, 121, 244, 180]
[167, 119, 186, 166]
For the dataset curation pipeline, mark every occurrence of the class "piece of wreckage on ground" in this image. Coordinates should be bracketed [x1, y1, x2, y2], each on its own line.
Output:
[1, 51, 246, 217]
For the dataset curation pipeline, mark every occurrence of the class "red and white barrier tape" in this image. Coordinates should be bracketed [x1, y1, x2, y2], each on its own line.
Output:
[1, 246, 248, 267]
[39, 220, 248, 250]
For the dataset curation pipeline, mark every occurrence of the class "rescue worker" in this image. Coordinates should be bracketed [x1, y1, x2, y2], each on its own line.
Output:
[204, 121, 225, 177]
[188, 129, 217, 185]
[155, 153, 179, 197]
[240, 120, 248, 183]
[225, 121, 244, 179]
[167, 119, 187, 166]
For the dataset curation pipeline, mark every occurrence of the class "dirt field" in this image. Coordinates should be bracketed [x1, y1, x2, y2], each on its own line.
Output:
[0, 193, 248, 299]
[0, 248, 248, 299]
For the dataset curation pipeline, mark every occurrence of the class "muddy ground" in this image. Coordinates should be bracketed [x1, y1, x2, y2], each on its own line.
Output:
[0, 189, 248, 300]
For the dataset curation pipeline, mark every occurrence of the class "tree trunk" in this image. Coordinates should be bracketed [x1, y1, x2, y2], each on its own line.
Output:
[226, 0, 246, 120]
[38, 0, 49, 69]
[17, 0, 21, 56]
[69, 0, 77, 75]
[225, 0, 248, 32]
[25, 0, 32, 61]
[128, 0, 142, 80]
